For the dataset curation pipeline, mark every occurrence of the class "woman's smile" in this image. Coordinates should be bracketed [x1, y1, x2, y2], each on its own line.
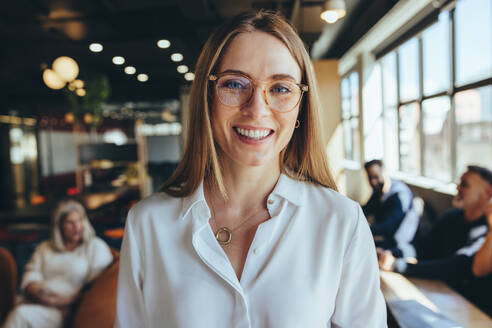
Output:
[232, 125, 274, 143]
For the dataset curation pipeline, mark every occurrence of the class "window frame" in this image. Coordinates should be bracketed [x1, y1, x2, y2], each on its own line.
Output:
[376, 1, 492, 183]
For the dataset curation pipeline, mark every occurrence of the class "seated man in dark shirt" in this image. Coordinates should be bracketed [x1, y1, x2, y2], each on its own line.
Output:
[363, 159, 419, 248]
[467, 200, 492, 315]
[378, 165, 492, 292]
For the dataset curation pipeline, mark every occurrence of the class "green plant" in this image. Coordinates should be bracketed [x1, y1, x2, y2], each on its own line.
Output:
[66, 72, 110, 126]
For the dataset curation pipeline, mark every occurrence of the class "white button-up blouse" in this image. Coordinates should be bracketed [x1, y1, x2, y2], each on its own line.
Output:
[115, 174, 387, 328]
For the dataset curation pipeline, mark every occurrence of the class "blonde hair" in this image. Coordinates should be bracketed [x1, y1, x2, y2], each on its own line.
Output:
[51, 199, 95, 252]
[162, 10, 337, 198]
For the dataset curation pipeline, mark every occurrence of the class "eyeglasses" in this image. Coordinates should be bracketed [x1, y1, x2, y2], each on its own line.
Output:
[209, 72, 308, 113]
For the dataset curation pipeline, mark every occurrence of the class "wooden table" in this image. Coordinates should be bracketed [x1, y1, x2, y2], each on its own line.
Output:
[381, 271, 492, 328]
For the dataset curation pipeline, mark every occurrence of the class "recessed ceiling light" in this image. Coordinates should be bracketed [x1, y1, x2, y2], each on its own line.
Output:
[171, 53, 183, 62]
[89, 43, 103, 52]
[112, 56, 125, 65]
[184, 72, 195, 81]
[157, 39, 171, 48]
[137, 73, 149, 82]
[177, 65, 189, 74]
[124, 66, 136, 75]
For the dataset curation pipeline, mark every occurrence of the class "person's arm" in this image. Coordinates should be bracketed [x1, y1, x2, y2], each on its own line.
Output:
[85, 238, 113, 283]
[21, 243, 45, 294]
[114, 209, 147, 328]
[399, 255, 473, 283]
[362, 193, 377, 216]
[472, 203, 492, 277]
[472, 231, 492, 277]
[370, 196, 405, 237]
[21, 243, 76, 307]
[330, 205, 387, 327]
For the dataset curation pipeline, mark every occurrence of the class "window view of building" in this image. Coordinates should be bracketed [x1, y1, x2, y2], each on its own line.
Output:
[344, 0, 492, 184]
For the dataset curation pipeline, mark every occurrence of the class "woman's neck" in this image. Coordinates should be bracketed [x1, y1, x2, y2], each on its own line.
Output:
[206, 159, 281, 213]
[64, 240, 80, 251]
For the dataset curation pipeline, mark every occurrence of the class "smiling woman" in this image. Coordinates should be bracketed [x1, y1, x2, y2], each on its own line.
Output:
[115, 10, 387, 328]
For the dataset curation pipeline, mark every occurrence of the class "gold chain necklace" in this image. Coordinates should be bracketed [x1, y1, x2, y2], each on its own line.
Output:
[210, 204, 268, 246]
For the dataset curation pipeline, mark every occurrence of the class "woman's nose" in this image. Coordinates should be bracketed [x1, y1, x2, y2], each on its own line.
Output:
[242, 87, 271, 118]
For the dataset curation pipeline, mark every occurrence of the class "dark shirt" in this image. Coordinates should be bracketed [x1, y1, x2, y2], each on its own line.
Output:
[391, 208, 488, 287]
[461, 274, 492, 316]
[363, 179, 416, 247]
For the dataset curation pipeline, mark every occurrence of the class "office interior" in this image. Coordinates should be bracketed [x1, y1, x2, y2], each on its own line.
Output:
[0, 0, 491, 327]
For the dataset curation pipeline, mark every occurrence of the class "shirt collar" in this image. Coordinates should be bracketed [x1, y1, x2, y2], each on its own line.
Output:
[179, 173, 304, 221]
[180, 181, 207, 220]
[270, 173, 304, 207]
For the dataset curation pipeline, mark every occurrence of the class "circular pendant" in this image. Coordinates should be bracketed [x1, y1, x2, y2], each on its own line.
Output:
[215, 227, 232, 245]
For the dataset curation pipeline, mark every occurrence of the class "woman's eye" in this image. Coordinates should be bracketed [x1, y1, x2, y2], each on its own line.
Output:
[270, 84, 292, 94]
[221, 80, 246, 90]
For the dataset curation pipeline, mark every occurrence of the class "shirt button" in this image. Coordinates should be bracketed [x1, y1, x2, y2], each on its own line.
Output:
[268, 199, 274, 205]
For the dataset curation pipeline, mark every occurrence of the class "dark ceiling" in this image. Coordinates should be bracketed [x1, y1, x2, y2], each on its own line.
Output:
[0, 0, 399, 116]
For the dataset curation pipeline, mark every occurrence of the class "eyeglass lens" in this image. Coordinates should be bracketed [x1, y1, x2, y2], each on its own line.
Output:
[215, 74, 303, 112]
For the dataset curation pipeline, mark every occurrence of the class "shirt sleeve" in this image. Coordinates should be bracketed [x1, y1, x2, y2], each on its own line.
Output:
[20, 242, 47, 291]
[330, 205, 388, 328]
[370, 196, 405, 238]
[114, 209, 147, 328]
[400, 255, 473, 284]
[362, 193, 378, 216]
[85, 237, 113, 283]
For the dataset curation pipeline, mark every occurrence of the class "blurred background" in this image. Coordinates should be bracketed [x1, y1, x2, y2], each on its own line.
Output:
[0, 0, 490, 312]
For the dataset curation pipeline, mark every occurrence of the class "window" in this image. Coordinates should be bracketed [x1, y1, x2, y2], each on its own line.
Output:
[375, 0, 491, 183]
[422, 12, 450, 95]
[341, 71, 360, 162]
[398, 38, 420, 102]
[455, 86, 492, 178]
[455, 0, 492, 86]
[399, 103, 420, 175]
[422, 97, 451, 181]
[381, 52, 399, 172]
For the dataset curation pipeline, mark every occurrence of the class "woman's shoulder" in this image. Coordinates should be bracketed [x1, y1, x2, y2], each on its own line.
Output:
[86, 236, 110, 250]
[34, 240, 55, 252]
[130, 192, 180, 212]
[302, 181, 360, 214]
[126, 191, 183, 226]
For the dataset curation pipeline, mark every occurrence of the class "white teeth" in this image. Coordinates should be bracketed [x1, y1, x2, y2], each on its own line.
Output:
[235, 127, 271, 140]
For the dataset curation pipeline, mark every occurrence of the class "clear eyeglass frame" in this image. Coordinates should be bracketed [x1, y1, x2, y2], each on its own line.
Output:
[209, 72, 308, 113]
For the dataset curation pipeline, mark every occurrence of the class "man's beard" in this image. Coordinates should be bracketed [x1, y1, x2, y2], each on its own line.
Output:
[374, 182, 384, 198]
[452, 194, 464, 208]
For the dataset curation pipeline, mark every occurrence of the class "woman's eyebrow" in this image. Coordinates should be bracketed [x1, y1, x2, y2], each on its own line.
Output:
[269, 73, 297, 81]
[218, 69, 299, 82]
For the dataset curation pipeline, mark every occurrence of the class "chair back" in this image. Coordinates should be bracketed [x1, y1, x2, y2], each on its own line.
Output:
[0, 247, 17, 323]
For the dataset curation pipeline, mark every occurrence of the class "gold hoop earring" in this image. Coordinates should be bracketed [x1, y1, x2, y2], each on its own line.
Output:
[295, 120, 300, 129]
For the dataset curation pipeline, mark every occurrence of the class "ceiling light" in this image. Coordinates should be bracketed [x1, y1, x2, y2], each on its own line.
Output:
[171, 53, 183, 62]
[321, 0, 346, 24]
[64, 112, 75, 124]
[177, 65, 189, 74]
[76, 88, 86, 96]
[42, 69, 65, 89]
[83, 113, 93, 124]
[89, 43, 103, 52]
[184, 72, 195, 81]
[124, 66, 136, 75]
[137, 73, 149, 82]
[73, 79, 84, 89]
[113, 56, 125, 65]
[157, 39, 171, 48]
[52, 56, 79, 82]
